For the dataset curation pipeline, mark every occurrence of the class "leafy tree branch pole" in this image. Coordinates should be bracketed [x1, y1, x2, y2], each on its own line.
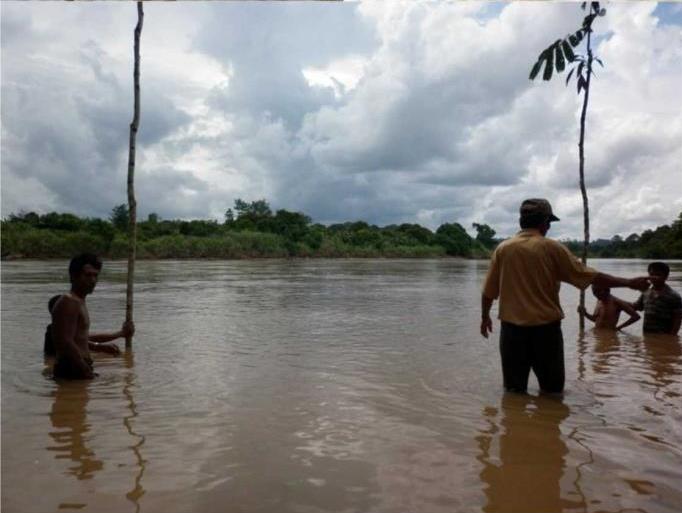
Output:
[530, 1, 605, 330]
[126, 1, 143, 348]
[577, 25, 593, 331]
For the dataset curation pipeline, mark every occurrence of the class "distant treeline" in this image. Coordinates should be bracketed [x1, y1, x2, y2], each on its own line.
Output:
[1, 199, 494, 259]
[561, 211, 682, 259]
[3, 202, 679, 260]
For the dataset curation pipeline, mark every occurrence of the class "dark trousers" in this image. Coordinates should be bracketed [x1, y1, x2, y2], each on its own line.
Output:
[499, 321, 565, 393]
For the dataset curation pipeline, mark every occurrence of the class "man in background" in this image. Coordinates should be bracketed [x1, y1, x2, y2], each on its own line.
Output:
[632, 261, 682, 336]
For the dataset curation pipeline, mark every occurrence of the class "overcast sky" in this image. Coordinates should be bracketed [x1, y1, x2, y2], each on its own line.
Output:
[2, 1, 681, 239]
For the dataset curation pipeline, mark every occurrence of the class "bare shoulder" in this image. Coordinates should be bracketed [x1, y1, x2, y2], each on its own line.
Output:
[612, 296, 632, 309]
[53, 294, 81, 317]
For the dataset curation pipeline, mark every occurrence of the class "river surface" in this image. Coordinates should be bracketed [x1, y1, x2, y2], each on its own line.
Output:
[2, 259, 681, 513]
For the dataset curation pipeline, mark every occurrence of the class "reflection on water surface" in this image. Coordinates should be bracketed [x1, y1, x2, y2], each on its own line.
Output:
[2, 259, 681, 512]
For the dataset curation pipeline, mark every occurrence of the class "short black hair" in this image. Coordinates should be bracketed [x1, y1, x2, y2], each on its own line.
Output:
[48, 294, 62, 313]
[68, 253, 102, 282]
[648, 261, 670, 278]
[519, 213, 549, 229]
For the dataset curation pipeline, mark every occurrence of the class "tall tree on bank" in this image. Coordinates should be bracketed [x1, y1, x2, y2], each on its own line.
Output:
[529, 1, 606, 329]
[126, 1, 144, 348]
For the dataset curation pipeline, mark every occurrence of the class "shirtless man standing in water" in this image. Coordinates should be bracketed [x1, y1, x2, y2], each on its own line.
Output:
[51, 253, 134, 379]
[578, 284, 640, 331]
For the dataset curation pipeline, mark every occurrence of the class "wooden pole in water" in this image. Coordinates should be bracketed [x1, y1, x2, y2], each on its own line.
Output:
[577, 28, 593, 332]
[126, 1, 143, 348]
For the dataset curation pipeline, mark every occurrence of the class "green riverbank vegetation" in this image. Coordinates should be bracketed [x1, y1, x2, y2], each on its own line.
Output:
[3, 201, 680, 260]
[561, 211, 682, 259]
[1, 199, 491, 259]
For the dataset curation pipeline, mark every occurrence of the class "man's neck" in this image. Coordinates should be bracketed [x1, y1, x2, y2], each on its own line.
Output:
[70, 288, 88, 301]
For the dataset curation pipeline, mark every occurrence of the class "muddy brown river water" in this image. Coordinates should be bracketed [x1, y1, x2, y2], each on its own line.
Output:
[2, 259, 681, 513]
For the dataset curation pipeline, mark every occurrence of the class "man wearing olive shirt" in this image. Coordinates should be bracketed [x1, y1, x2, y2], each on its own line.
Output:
[633, 261, 682, 335]
[480, 199, 649, 394]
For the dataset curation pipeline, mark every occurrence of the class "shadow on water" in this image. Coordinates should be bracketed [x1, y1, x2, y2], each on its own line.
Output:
[122, 350, 146, 513]
[569, 328, 682, 510]
[476, 393, 585, 513]
[43, 352, 147, 513]
[640, 333, 682, 404]
[577, 327, 681, 408]
[47, 375, 103, 483]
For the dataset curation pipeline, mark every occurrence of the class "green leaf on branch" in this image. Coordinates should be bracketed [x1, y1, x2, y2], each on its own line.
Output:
[529, 59, 543, 80]
[565, 67, 575, 85]
[569, 30, 584, 47]
[577, 75, 586, 94]
[583, 13, 597, 29]
[543, 47, 554, 80]
[555, 44, 566, 72]
[562, 40, 576, 62]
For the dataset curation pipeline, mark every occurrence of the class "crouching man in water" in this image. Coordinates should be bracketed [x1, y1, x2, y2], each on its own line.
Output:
[51, 253, 135, 379]
[480, 199, 650, 394]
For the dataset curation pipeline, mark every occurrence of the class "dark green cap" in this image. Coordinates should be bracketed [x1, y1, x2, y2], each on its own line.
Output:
[520, 198, 560, 221]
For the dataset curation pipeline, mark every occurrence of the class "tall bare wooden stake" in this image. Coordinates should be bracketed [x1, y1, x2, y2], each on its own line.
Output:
[126, 1, 143, 348]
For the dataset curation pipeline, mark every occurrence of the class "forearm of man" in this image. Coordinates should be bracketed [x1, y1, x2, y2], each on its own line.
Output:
[89, 332, 122, 343]
[617, 314, 640, 331]
[592, 273, 642, 290]
[480, 294, 495, 338]
[616, 301, 640, 331]
[584, 309, 597, 322]
[482, 295, 493, 318]
[88, 341, 112, 350]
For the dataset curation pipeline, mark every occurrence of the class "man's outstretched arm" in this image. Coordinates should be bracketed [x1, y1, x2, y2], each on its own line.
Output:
[592, 273, 649, 291]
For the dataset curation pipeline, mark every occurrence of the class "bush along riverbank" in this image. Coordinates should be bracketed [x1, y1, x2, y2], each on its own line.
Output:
[560, 211, 682, 259]
[4, 201, 679, 260]
[1, 200, 491, 259]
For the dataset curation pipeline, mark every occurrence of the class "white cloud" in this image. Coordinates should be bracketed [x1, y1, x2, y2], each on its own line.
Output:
[1, 1, 680, 239]
[303, 56, 368, 98]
